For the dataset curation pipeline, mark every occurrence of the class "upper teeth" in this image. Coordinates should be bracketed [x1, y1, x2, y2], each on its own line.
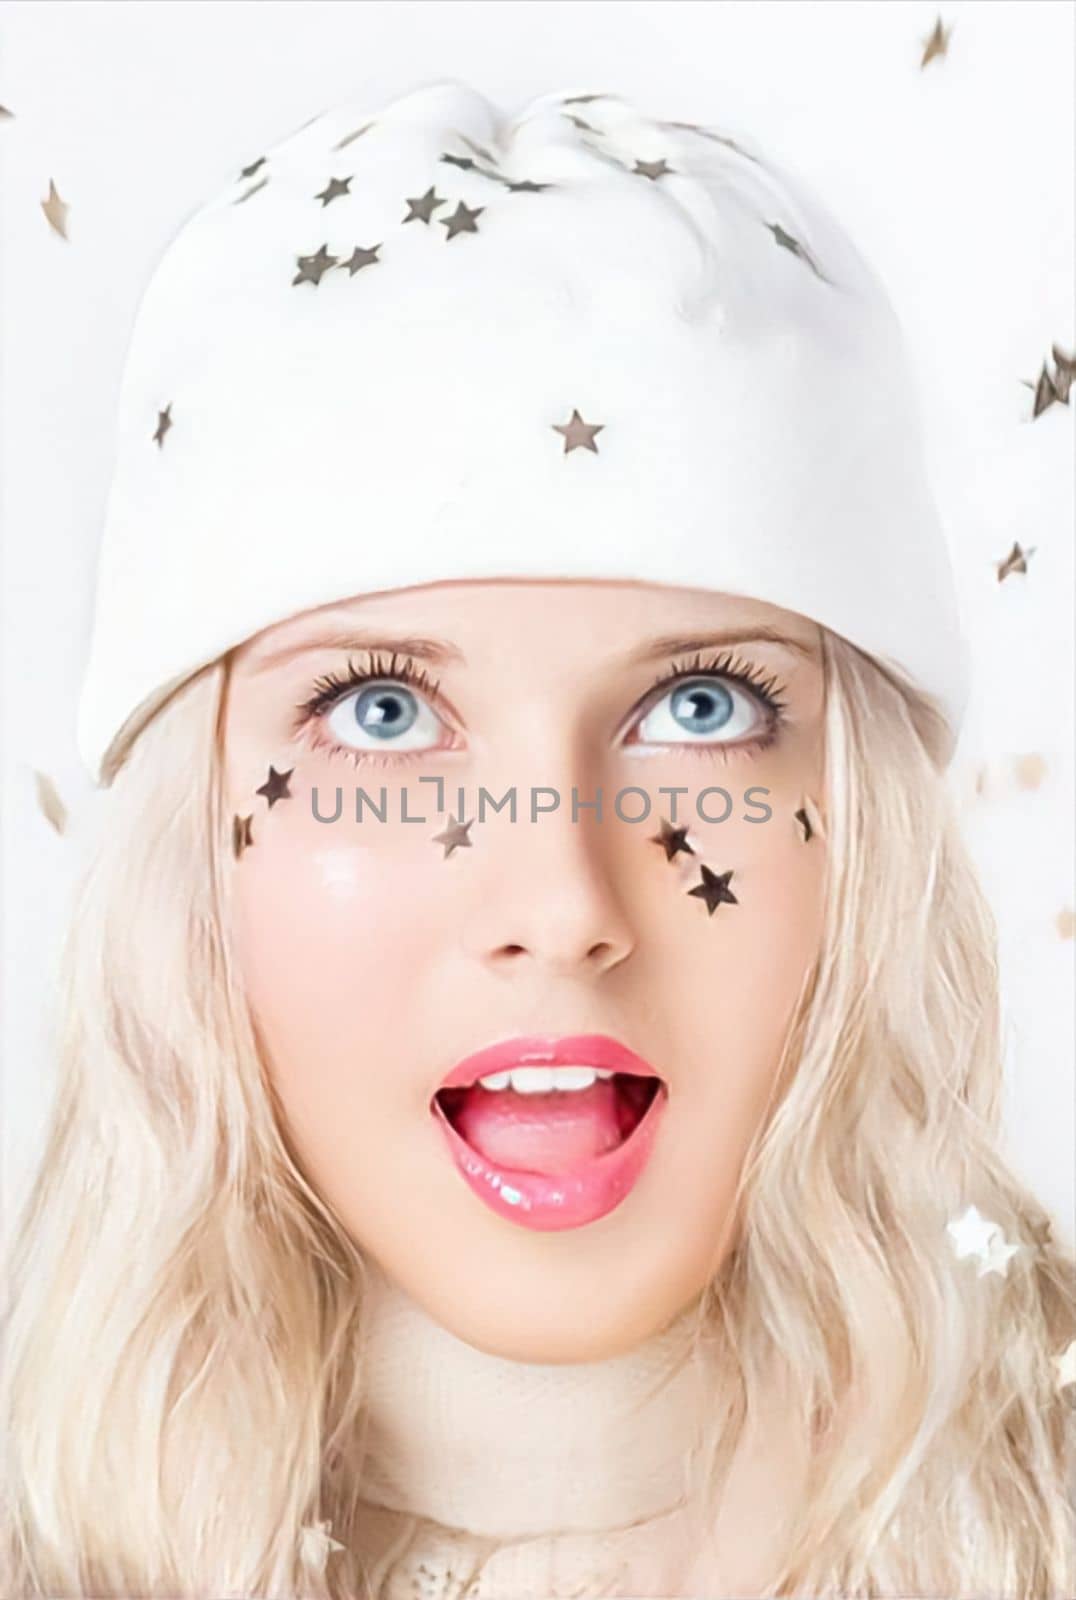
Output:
[476, 1066, 615, 1093]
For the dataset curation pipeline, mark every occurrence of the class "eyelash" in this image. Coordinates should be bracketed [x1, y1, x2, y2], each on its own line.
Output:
[291, 647, 789, 768]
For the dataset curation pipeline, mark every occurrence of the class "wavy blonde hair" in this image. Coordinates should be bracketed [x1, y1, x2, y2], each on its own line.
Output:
[1, 630, 1073, 1597]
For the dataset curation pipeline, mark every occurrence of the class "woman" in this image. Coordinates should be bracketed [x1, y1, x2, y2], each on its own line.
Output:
[2, 78, 1073, 1599]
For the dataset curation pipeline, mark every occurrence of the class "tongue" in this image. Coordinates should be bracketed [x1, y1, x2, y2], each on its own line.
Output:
[449, 1081, 626, 1174]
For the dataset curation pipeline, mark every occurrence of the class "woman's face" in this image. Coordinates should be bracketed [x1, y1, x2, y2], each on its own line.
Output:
[224, 579, 826, 1361]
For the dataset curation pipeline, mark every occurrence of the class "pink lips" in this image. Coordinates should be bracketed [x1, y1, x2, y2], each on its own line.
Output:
[430, 1033, 668, 1231]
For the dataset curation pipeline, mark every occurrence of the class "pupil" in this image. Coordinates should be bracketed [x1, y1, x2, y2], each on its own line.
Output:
[355, 686, 417, 740]
[672, 680, 732, 734]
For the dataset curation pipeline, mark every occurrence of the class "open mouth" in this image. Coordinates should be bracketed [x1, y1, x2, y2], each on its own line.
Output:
[433, 1070, 664, 1176]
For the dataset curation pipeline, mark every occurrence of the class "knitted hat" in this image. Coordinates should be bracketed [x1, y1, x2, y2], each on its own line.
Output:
[76, 77, 970, 784]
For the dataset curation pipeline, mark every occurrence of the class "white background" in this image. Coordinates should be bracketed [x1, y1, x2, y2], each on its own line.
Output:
[2, 1, 1073, 1245]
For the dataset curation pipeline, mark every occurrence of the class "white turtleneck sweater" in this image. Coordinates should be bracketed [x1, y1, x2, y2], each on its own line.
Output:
[346, 1263, 807, 1599]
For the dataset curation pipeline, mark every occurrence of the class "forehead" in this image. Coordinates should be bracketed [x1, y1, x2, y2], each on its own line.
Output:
[231, 578, 822, 674]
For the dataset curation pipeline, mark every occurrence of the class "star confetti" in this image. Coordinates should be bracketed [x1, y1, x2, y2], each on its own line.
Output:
[256, 765, 294, 807]
[920, 15, 953, 69]
[432, 813, 474, 858]
[794, 794, 825, 844]
[1054, 1339, 1076, 1391]
[995, 541, 1036, 582]
[41, 178, 69, 239]
[768, 221, 828, 282]
[552, 408, 605, 455]
[232, 815, 254, 859]
[633, 157, 674, 180]
[33, 770, 67, 836]
[946, 1204, 1021, 1278]
[1051, 344, 1075, 402]
[687, 864, 738, 916]
[298, 1519, 346, 1574]
[153, 405, 173, 448]
[1023, 363, 1061, 419]
[403, 186, 447, 224]
[650, 816, 696, 862]
[315, 175, 352, 206]
[292, 245, 338, 286]
[440, 199, 484, 240]
[337, 244, 381, 276]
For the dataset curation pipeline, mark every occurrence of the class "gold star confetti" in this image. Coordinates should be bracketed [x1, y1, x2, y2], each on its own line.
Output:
[995, 541, 1036, 582]
[1054, 1339, 1076, 1391]
[633, 156, 674, 180]
[1057, 908, 1075, 941]
[688, 864, 739, 916]
[256, 765, 294, 807]
[153, 405, 173, 448]
[440, 199, 484, 240]
[920, 15, 953, 69]
[238, 156, 266, 180]
[432, 813, 474, 858]
[41, 178, 69, 239]
[403, 186, 447, 224]
[650, 817, 696, 862]
[338, 243, 381, 276]
[1013, 753, 1047, 790]
[794, 794, 825, 844]
[298, 1519, 346, 1574]
[292, 245, 338, 286]
[552, 408, 605, 455]
[946, 1204, 1020, 1278]
[232, 815, 254, 858]
[33, 770, 67, 835]
[315, 175, 352, 206]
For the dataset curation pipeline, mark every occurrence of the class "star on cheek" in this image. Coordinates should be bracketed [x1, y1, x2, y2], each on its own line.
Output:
[255, 764, 294, 807]
[552, 408, 605, 454]
[232, 815, 254, 859]
[649, 816, 696, 862]
[432, 814, 474, 858]
[687, 864, 739, 916]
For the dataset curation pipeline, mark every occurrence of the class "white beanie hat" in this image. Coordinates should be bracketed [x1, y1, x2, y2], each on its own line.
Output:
[77, 77, 970, 785]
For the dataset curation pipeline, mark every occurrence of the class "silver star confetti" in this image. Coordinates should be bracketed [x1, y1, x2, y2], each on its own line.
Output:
[153, 405, 173, 448]
[432, 813, 474, 858]
[552, 408, 605, 454]
[315, 175, 352, 206]
[633, 157, 674, 180]
[440, 199, 485, 240]
[403, 186, 447, 224]
[292, 245, 338, 286]
[337, 243, 381, 276]
[946, 1204, 1021, 1278]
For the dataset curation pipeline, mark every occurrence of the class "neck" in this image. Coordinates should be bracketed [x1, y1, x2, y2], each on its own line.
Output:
[355, 1261, 711, 1541]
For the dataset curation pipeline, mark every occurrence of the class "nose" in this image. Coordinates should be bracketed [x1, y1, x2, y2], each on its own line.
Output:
[457, 792, 636, 980]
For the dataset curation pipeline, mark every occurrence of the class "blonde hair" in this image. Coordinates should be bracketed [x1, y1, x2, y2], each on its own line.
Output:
[2, 632, 1073, 1597]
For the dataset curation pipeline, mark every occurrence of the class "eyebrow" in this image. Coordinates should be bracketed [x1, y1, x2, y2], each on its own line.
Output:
[248, 623, 817, 673]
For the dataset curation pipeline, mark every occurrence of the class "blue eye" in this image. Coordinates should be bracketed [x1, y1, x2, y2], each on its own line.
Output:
[326, 682, 444, 752]
[635, 675, 767, 746]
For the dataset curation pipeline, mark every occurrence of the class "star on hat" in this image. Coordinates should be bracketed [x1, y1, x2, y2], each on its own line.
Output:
[403, 186, 447, 224]
[338, 243, 381, 276]
[440, 199, 484, 239]
[292, 245, 338, 286]
[552, 408, 605, 454]
[315, 175, 352, 206]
